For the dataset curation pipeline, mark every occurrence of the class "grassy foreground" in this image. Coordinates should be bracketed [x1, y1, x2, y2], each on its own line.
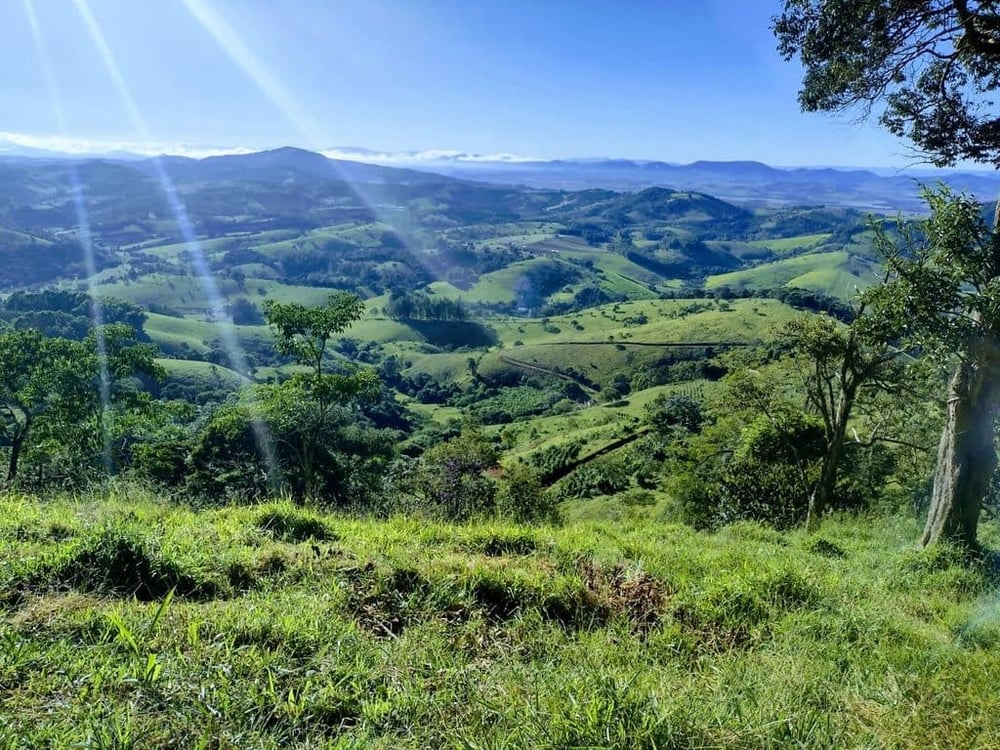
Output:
[2, 489, 1000, 749]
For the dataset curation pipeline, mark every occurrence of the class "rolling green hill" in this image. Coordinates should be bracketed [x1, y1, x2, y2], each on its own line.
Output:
[0, 150, 886, 466]
[706, 250, 881, 297]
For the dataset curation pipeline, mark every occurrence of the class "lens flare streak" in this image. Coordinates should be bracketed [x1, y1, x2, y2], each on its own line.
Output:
[24, 0, 114, 472]
[68, 0, 279, 479]
[179, 0, 434, 276]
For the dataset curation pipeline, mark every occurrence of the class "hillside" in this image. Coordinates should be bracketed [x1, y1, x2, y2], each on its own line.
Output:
[0, 149, 875, 304]
[0, 150, 889, 501]
[2, 490, 999, 748]
[413, 154, 1000, 212]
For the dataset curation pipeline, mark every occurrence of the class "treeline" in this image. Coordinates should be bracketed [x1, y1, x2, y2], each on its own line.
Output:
[661, 285, 857, 322]
[0, 290, 149, 340]
[210, 235, 432, 296]
[385, 290, 469, 321]
[0, 237, 118, 288]
[0, 292, 550, 524]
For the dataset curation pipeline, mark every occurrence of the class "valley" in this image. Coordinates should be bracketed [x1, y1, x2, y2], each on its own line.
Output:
[0, 146, 993, 748]
[7, 1, 1000, 746]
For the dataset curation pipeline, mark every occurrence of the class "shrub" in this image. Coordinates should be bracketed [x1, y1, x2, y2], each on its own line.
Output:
[496, 464, 560, 524]
[402, 428, 500, 520]
[560, 455, 632, 499]
[131, 439, 191, 487]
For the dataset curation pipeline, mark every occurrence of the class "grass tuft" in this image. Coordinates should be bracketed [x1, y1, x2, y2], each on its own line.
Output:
[805, 536, 846, 558]
[255, 506, 336, 543]
[43, 525, 217, 601]
[467, 531, 538, 556]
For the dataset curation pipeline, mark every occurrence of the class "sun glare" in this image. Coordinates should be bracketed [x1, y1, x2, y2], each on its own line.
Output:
[68, 0, 279, 478]
[24, 0, 113, 472]
[179, 0, 432, 275]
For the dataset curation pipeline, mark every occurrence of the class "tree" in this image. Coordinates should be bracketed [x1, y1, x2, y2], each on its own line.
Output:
[774, 0, 1000, 166]
[226, 297, 263, 325]
[262, 293, 380, 501]
[661, 370, 828, 530]
[775, 1, 1000, 548]
[263, 293, 366, 395]
[782, 312, 908, 530]
[646, 393, 704, 436]
[0, 329, 51, 482]
[496, 462, 557, 523]
[0, 324, 162, 484]
[863, 190, 1000, 547]
[409, 427, 500, 520]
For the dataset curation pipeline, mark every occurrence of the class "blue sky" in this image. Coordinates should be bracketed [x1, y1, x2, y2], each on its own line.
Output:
[2, 0, 923, 166]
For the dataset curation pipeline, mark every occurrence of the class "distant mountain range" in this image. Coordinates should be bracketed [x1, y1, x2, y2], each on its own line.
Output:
[1, 136, 999, 212]
[408, 156, 1000, 213]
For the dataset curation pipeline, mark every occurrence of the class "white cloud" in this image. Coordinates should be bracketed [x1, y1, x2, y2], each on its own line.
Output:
[319, 147, 542, 165]
[0, 131, 543, 165]
[0, 131, 256, 159]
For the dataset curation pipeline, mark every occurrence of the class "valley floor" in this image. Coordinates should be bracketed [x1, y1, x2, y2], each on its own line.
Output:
[2, 490, 1000, 749]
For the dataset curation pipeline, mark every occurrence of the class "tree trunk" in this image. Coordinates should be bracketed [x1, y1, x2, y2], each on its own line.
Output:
[299, 438, 314, 506]
[7, 433, 24, 484]
[806, 386, 855, 532]
[6, 415, 30, 484]
[806, 433, 844, 532]
[921, 359, 997, 549]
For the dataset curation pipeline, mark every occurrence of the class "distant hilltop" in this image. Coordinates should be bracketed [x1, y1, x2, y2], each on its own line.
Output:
[1, 136, 998, 212]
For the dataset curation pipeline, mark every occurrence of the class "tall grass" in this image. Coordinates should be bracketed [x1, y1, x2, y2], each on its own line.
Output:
[1, 489, 999, 748]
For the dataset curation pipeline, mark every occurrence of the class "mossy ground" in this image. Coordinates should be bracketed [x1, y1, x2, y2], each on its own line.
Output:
[2, 487, 1000, 748]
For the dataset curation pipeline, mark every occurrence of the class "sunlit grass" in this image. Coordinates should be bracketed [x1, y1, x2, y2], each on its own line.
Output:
[3, 487, 999, 747]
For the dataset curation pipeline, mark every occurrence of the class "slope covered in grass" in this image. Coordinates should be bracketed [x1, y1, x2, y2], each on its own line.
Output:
[478, 298, 798, 390]
[705, 250, 881, 298]
[2, 490, 1000, 748]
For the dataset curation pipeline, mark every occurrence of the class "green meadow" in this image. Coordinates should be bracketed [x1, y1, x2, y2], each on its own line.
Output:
[2, 489, 999, 749]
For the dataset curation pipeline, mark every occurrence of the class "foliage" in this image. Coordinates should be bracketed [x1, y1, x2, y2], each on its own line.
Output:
[186, 384, 395, 506]
[225, 297, 264, 325]
[259, 294, 386, 501]
[646, 393, 704, 436]
[0, 324, 163, 486]
[263, 292, 365, 385]
[775, 0, 1000, 166]
[560, 454, 632, 500]
[777, 0, 1000, 546]
[401, 427, 500, 520]
[662, 369, 897, 530]
[865, 188, 1000, 547]
[781, 310, 910, 529]
[496, 462, 559, 523]
[717, 410, 827, 529]
[385, 290, 468, 321]
[470, 386, 563, 425]
[529, 441, 584, 482]
[864, 188, 1000, 358]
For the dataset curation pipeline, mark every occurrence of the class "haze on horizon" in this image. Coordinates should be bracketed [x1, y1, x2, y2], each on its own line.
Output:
[0, 0, 967, 169]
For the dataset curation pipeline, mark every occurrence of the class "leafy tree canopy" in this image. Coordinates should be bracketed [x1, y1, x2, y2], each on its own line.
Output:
[774, 0, 1000, 166]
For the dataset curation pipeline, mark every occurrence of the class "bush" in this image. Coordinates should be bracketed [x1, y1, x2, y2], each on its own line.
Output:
[131, 440, 191, 487]
[402, 428, 500, 520]
[716, 412, 826, 529]
[560, 455, 631, 499]
[496, 464, 560, 523]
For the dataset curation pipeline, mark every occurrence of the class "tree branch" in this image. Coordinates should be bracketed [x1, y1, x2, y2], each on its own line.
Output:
[953, 0, 1000, 54]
